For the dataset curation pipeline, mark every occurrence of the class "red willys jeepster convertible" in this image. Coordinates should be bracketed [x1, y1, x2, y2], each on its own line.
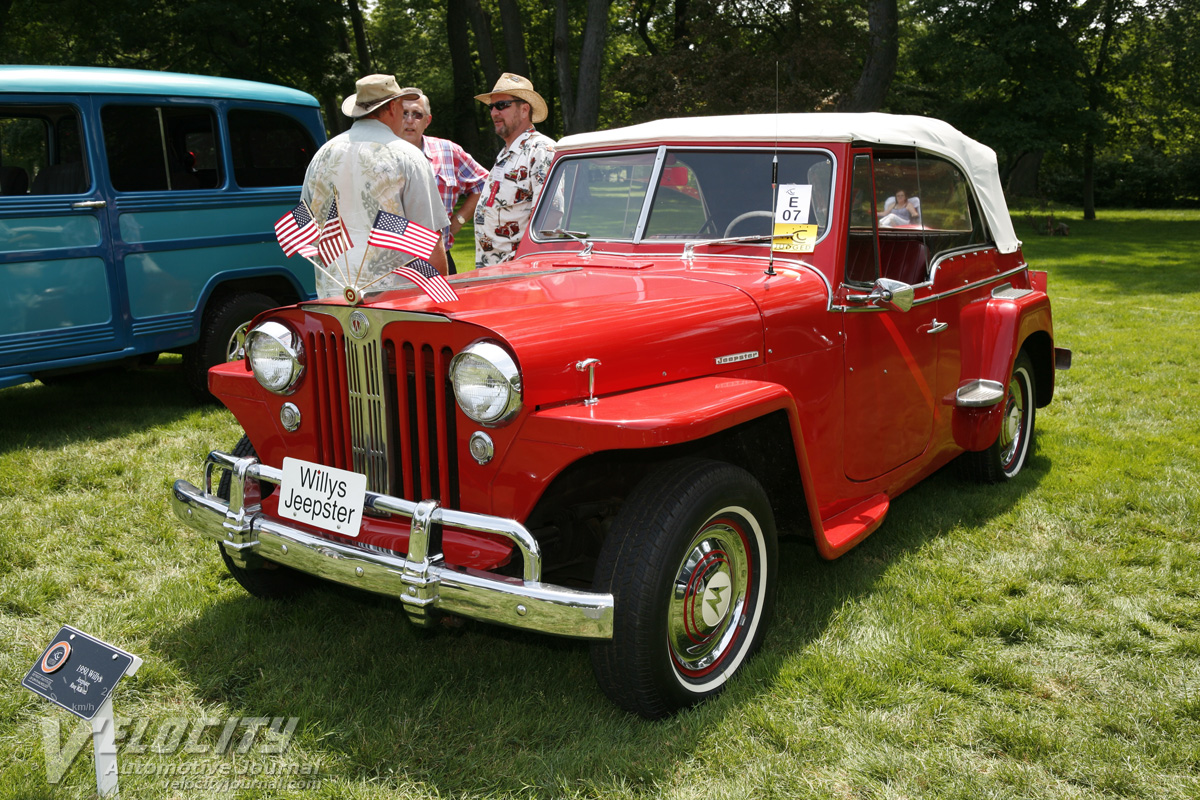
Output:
[171, 113, 1071, 718]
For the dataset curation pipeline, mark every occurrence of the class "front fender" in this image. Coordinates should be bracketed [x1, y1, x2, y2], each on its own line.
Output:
[501, 377, 821, 531]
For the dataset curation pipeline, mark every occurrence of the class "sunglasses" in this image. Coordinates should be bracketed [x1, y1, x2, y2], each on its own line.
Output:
[487, 100, 520, 111]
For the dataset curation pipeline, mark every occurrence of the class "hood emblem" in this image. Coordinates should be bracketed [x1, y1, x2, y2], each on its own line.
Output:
[348, 310, 370, 339]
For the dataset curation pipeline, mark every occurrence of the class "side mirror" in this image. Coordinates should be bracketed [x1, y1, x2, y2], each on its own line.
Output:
[867, 277, 914, 312]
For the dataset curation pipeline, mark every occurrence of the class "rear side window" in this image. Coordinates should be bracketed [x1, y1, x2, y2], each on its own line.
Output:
[0, 105, 89, 195]
[228, 109, 317, 187]
[102, 104, 221, 192]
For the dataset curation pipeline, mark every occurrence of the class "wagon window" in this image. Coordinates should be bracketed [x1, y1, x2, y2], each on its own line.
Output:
[229, 109, 318, 188]
[102, 104, 221, 192]
[0, 105, 89, 195]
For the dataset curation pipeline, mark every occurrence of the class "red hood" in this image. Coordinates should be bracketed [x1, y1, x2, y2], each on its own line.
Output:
[361, 254, 771, 407]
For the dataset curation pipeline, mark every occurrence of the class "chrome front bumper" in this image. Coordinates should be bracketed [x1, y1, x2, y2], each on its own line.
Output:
[171, 451, 613, 640]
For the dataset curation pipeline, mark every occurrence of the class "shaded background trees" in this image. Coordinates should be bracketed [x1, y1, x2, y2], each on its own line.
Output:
[2, 0, 1196, 208]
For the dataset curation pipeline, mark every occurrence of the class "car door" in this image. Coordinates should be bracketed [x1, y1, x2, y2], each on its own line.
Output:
[0, 94, 121, 384]
[840, 150, 942, 481]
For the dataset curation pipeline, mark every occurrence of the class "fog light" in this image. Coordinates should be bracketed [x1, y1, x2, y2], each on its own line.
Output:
[280, 402, 301, 431]
[468, 431, 494, 464]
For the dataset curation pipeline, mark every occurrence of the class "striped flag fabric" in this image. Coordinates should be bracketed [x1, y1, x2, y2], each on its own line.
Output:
[274, 201, 318, 257]
[318, 198, 352, 266]
[367, 210, 440, 260]
[392, 258, 458, 303]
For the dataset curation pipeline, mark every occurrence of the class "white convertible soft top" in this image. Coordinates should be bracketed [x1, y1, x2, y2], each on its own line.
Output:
[556, 113, 1021, 254]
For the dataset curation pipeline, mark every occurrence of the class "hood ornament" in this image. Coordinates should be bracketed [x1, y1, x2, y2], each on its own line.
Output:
[575, 358, 602, 406]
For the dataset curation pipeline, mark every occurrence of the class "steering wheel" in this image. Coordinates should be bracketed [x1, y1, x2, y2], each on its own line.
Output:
[723, 210, 774, 238]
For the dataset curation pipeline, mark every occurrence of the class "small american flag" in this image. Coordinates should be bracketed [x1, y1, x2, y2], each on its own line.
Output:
[367, 210, 440, 260]
[274, 201, 318, 257]
[392, 258, 458, 303]
[318, 198, 352, 265]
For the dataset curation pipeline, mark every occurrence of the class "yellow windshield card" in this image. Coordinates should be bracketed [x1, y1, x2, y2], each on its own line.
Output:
[773, 184, 817, 252]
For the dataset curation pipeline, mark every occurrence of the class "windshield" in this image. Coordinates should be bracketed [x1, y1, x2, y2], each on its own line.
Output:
[533, 148, 834, 243]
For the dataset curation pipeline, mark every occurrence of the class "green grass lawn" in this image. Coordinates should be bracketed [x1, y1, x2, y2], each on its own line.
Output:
[1, 209, 1198, 799]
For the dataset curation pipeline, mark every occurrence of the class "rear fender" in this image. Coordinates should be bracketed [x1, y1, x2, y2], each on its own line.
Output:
[952, 290, 1053, 451]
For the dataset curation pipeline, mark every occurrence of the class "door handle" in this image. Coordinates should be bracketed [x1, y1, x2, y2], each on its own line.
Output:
[71, 200, 106, 210]
[922, 319, 949, 334]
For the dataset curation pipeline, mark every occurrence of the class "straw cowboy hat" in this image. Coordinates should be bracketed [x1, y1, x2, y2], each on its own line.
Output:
[341, 74, 409, 118]
[475, 73, 547, 123]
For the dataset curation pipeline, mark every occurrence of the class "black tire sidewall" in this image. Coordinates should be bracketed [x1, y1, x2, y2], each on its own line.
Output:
[592, 459, 777, 717]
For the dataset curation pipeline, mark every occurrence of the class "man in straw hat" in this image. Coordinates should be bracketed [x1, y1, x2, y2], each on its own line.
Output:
[473, 73, 556, 269]
[301, 73, 449, 298]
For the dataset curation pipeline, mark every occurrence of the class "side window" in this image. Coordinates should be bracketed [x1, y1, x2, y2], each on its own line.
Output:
[0, 105, 89, 195]
[872, 152, 986, 284]
[228, 109, 317, 188]
[844, 153, 878, 285]
[102, 105, 220, 192]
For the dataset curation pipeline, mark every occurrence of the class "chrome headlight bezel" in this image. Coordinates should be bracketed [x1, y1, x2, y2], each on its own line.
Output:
[450, 340, 523, 426]
[246, 320, 305, 395]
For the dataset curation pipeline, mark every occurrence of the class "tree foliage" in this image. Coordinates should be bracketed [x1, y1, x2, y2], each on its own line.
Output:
[1, 0, 1195, 207]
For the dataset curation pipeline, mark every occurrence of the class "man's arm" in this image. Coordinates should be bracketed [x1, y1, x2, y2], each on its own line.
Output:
[429, 234, 450, 276]
[451, 191, 482, 239]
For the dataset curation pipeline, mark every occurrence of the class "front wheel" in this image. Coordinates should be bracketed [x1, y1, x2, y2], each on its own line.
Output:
[216, 435, 313, 599]
[591, 459, 777, 719]
[960, 351, 1037, 483]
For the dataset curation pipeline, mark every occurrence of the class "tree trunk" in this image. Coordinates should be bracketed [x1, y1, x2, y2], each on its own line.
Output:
[447, 0, 483, 158]
[466, 0, 500, 88]
[345, 0, 372, 75]
[1082, 138, 1096, 220]
[498, 0, 529, 76]
[555, 0, 611, 134]
[1082, 0, 1118, 221]
[553, 0, 575, 133]
[836, 0, 898, 112]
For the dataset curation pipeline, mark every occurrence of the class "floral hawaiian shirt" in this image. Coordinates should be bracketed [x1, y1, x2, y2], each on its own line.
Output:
[475, 127, 556, 269]
[301, 119, 448, 298]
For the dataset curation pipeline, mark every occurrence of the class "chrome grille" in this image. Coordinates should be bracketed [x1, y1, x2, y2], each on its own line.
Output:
[306, 306, 458, 505]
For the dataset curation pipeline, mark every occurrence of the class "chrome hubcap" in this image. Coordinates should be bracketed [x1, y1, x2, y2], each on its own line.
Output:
[999, 372, 1027, 469]
[668, 520, 751, 677]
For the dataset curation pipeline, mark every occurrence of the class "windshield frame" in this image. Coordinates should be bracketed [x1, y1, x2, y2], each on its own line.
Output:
[530, 144, 838, 248]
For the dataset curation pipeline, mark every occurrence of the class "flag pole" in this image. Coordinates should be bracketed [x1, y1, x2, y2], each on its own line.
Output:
[359, 255, 418, 292]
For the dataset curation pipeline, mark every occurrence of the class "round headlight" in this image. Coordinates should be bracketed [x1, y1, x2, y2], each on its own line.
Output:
[246, 320, 304, 395]
[450, 341, 522, 425]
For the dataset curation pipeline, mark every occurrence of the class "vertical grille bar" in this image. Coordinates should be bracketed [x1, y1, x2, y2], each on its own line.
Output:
[394, 343, 416, 500]
[414, 344, 433, 500]
[433, 346, 452, 503]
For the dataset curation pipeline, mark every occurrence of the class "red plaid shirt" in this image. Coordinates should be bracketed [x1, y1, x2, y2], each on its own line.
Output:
[421, 136, 488, 249]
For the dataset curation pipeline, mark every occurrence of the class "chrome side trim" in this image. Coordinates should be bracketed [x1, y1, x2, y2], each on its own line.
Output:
[173, 453, 613, 640]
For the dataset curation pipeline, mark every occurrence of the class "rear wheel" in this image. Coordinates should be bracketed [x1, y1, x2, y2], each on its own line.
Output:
[961, 351, 1037, 483]
[591, 458, 777, 719]
[216, 435, 313, 599]
[185, 292, 276, 399]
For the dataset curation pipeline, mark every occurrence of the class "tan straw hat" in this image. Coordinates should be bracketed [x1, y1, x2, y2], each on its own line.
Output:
[341, 74, 405, 118]
[475, 73, 547, 123]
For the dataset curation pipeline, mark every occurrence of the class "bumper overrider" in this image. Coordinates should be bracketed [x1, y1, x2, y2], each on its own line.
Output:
[171, 451, 614, 639]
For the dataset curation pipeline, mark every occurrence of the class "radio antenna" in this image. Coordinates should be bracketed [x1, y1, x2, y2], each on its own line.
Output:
[766, 61, 780, 277]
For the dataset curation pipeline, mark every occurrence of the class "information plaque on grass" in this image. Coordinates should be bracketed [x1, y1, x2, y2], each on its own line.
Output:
[22, 625, 136, 721]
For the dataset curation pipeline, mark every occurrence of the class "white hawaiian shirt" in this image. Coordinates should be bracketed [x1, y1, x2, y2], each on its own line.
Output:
[475, 127, 556, 269]
[301, 119, 448, 298]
